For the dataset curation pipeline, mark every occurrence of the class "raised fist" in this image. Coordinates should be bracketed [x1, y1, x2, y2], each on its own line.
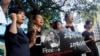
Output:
[9, 13, 17, 21]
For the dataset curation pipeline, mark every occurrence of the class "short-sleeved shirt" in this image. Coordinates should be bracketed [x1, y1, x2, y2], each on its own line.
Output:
[82, 31, 95, 46]
[4, 24, 30, 56]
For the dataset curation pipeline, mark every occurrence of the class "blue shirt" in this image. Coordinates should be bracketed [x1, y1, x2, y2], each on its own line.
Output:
[4, 24, 30, 56]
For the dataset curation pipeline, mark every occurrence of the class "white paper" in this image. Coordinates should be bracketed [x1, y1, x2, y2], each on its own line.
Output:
[0, 6, 7, 25]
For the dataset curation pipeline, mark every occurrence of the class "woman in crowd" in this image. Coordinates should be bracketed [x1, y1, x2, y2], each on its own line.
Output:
[4, 7, 30, 56]
[82, 20, 99, 56]
[27, 13, 44, 56]
[51, 20, 63, 30]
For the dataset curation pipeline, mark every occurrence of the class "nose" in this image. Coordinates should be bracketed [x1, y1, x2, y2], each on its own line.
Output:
[22, 14, 25, 18]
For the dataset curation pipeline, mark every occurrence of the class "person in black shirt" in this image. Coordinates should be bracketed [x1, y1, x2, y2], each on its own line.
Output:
[27, 13, 44, 56]
[82, 20, 99, 56]
[4, 7, 30, 56]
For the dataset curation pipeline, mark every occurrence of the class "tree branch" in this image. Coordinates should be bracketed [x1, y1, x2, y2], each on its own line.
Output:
[15, 0, 24, 9]
[59, 0, 67, 8]
[39, 0, 67, 12]
[27, 0, 38, 11]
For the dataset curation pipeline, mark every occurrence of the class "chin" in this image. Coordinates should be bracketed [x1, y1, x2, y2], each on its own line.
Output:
[39, 25, 43, 27]
[38, 23, 43, 26]
[17, 21, 23, 24]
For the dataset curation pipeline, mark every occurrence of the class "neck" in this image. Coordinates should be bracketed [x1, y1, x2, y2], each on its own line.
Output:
[66, 22, 73, 26]
[1, 4, 9, 13]
[17, 23, 21, 28]
[86, 29, 91, 32]
[36, 25, 42, 32]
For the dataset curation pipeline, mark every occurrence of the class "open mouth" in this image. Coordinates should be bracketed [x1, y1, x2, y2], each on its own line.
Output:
[40, 21, 43, 24]
[22, 19, 25, 21]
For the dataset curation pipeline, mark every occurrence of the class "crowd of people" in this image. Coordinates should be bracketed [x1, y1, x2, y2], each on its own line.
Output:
[0, 0, 99, 56]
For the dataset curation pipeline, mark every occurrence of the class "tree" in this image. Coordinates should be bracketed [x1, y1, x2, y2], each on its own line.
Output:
[9, 0, 67, 31]
[9, 0, 100, 31]
[58, 0, 99, 24]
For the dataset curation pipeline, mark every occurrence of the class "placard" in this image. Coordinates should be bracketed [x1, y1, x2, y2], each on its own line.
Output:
[41, 29, 88, 56]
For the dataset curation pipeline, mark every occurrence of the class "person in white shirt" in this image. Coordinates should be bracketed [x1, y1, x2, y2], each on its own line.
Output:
[62, 13, 81, 56]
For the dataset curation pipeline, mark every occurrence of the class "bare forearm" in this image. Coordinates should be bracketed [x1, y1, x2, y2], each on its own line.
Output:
[29, 32, 37, 48]
[29, 42, 35, 48]
[85, 39, 93, 43]
[9, 20, 17, 34]
[29, 38, 36, 48]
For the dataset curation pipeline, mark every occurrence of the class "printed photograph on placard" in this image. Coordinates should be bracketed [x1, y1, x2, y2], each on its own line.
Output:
[41, 30, 60, 53]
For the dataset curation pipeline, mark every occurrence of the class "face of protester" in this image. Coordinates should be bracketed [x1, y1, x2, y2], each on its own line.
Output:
[1, 0, 11, 5]
[34, 15, 44, 26]
[16, 11, 25, 24]
[66, 14, 73, 23]
[57, 22, 62, 30]
[87, 22, 93, 29]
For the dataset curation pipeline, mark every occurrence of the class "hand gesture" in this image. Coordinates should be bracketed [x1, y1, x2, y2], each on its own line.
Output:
[9, 13, 17, 21]
[32, 24, 38, 32]
[87, 46, 91, 52]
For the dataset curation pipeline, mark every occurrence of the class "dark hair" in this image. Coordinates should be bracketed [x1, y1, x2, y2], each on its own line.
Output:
[8, 7, 25, 15]
[65, 13, 72, 21]
[84, 20, 93, 28]
[51, 20, 62, 29]
[32, 12, 41, 20]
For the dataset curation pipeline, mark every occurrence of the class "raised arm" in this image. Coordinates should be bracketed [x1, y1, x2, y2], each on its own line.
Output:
[29, 25, 38, 48]
[9, 13, 17, 34]
[29, 31, 37, 48]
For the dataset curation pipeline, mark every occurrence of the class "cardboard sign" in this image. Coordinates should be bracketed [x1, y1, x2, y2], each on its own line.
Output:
[41, 29, 88, 56]
[0, 6, 7, 25]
